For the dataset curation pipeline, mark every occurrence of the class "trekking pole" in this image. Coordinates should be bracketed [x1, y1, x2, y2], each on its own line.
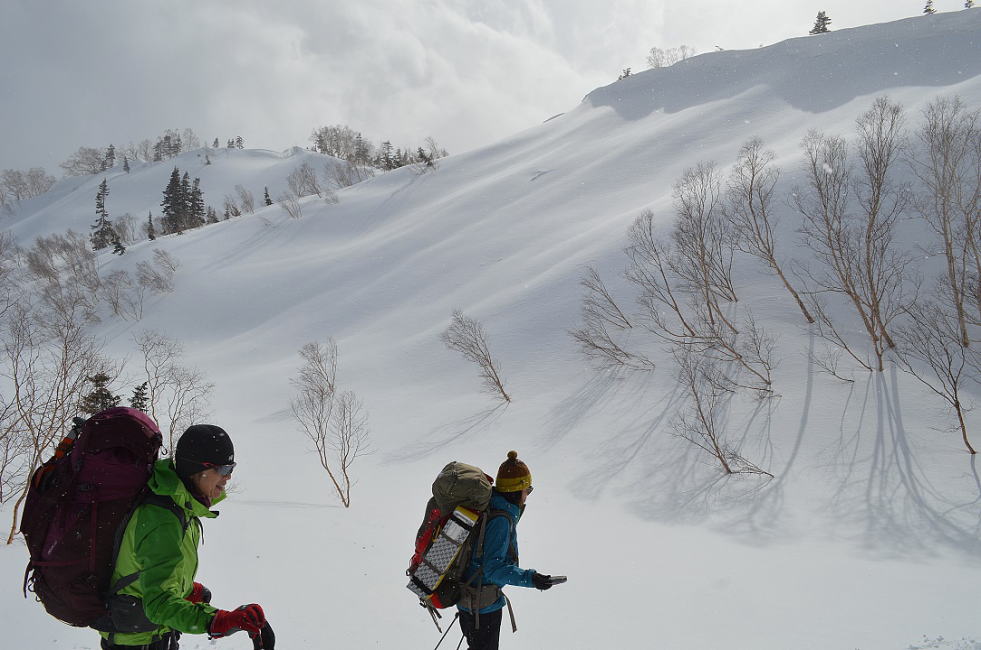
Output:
[432, 612, 459, 650]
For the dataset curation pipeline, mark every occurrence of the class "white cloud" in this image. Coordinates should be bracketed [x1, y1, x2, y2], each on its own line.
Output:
[0, 0, 924, 173]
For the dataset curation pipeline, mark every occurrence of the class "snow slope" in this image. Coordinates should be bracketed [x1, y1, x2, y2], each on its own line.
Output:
[4, 11, 981, 650]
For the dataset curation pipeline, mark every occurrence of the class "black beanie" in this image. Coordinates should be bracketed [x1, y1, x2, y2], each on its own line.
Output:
[175, 424, 235, 481]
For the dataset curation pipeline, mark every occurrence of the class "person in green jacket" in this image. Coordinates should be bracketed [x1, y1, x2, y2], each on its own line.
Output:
[100, 424, 272, 650]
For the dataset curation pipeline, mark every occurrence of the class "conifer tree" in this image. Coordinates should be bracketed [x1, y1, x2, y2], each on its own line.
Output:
[235, 136, 244, 149]
[924, 0, 936, 13]
[91, 178, 116, 250]
[123, 155, 130, 173]
[207, 206, 219, 224]
[179, 172, 192, 230]
[205, 154, 211, 165]
[810, 11, 832, 34]
[80, 373, 121, 414]
[129, 381, 149, 412]
[966, 0, 974, 8]
[112, 234, 126, 255]
[103, 144, 116, 170]
[189, 177, 205, 227]
[147, 211, 156, 240]
[160, 167, 183, 234]
[213, 137, 220, 148]
[264, 186, 273, 206]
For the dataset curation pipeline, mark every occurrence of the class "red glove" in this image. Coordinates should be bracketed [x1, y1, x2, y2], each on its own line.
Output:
[185, 582, 212, 604]
[209, 604, 266, 639]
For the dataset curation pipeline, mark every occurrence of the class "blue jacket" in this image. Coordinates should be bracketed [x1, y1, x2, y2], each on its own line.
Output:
[458, 492, 536, 614]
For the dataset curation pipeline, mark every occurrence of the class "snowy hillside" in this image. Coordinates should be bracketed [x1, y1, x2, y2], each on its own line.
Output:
[4, 11, 981, 650]
[3, 146, 344, 244]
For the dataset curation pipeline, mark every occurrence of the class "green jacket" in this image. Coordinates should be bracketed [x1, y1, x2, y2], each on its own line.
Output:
[100, 459, 222, 645]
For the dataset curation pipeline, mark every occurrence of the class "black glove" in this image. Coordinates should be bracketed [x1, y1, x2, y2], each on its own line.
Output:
[531, 572, 553, 590]
[253, 622, 276, 650]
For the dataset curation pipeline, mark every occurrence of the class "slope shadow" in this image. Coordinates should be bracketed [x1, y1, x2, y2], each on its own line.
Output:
[586, 14, 981, 123]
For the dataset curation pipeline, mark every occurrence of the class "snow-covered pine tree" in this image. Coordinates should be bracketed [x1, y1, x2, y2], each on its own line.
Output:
[810, 11, 832, 34]
[235, 136, 244, 149]
[147, 211, 156, 240]
[122, 155, 130, 173]
[264, 186, 273, 206]
[160, 167, 183, 234]
[618, 67, 632, 80]
[966, 0, 974, 8]
[103, 144, 116, 170]
[213, 137, 220, 148]
[111, 234, 125, 255]
[90, 178, 116, 250]
[205, 154, 211, 165]
[80, 373, 121, 414]
[207, 206, 219, 224]
[924, 0, 936, 13]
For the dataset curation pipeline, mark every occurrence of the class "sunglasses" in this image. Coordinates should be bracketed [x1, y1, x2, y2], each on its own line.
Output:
[202, 461, 236, 476]
[526, 485, 534, 495]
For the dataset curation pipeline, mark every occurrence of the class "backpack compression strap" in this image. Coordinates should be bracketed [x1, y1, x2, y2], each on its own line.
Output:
[106, 493, 189, 596]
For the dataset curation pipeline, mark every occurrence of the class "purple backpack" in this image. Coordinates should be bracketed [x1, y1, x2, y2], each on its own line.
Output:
[21, 407, 163, 629]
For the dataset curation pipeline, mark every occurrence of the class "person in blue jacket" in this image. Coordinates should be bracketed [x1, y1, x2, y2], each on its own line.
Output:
[457, 451, 557, 650]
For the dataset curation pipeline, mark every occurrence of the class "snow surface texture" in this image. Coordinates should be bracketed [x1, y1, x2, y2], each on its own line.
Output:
[3, 11, 981, 650]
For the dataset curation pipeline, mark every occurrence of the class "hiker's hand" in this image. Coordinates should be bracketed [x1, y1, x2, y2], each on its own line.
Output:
[209, 604, 266, 638]
[186, 582, 212, 604]
[252, 622, 276, 650]
[531, 572, 553, 590]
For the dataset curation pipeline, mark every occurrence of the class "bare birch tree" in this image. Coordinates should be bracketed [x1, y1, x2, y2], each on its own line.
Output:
[625, 210, 773, 390]
[2, 298, 104, 543]
[441, 310, 511, 403]
[290, 340, 370, 507]
[795, 99, 911, 372]
[571, 266, 655, 371]
[672, 347, 772, 476]
[907, 96, 981, 347]
[132, 330, 213, 452]
[235, 185, 256, 215]
[725, 138, 814, 323]
[895, 301, 980, 454]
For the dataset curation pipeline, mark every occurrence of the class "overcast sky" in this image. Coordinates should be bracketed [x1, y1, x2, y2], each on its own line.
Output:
[1, 0, 928, 173]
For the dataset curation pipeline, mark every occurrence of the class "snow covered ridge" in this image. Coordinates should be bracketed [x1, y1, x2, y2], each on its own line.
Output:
[2, 11, 981, 650]
[587, 10, 981, 118]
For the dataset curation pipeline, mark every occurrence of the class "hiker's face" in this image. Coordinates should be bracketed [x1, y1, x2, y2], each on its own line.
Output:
[193, 468, 229, 503]
[520, 486, 532, 506]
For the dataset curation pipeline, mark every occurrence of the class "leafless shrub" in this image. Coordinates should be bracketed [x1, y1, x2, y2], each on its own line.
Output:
[907, 95, 981, 347]
[725, 138, 814, 323]
[288, 161, 323, 198]
[133, 330, 213, 452]
[441, 310, 511, 403]
[646, 45, 697, 68]
[59, 146, 105, 177]
[99, 270, 144, 321]
[235, 185, 255, 214]
[290, 340, 370, 507]
[278, 191, 303, 219]
[2, 297, 106, 543]
[331, 161, 375, 188]
[895, 301, 980, 454]
[223, 195, 241, 218]
[672, 347, 772, 477]
[137, 260, 175, 294]
[113, 213, 137, 245]
[571, 266, 655, 371]
[152, 249, 179, 274]
[24, 231, 101, 323]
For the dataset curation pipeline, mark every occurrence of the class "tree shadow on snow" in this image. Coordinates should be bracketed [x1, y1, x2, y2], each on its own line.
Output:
[384, 403, 509, 463]
[824, 365, 981, 560]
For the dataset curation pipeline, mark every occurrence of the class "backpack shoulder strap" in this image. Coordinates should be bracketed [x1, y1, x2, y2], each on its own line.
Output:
[107, 493, 189, 596]
[141, 493, 189, 533]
